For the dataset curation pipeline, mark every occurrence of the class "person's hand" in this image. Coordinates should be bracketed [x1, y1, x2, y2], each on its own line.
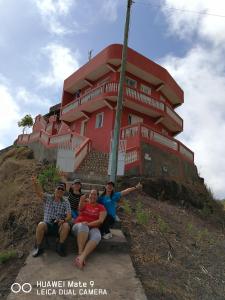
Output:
[82, 221, 89, 226]
[80, 194, 88, 202]
[55, 219, 65, 226]
[135, 182, 142, 190]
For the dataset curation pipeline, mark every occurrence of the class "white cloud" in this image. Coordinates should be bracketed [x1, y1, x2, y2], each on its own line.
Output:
[35, 0, 75, 35]
[0, 78, 20, 147]
[0, 75, 51, 149]
[161, 0, 225, 46]
[100, 0, 121, 22]
[38, 43, 80, 88]
[159, 0, 225, 198]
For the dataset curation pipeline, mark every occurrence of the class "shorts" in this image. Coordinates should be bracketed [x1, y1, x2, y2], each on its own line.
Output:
[46, 222, 61, 236]
[72, 223, 101, 245]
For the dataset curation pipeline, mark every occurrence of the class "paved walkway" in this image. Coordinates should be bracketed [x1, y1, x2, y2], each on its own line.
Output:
[7, 230, 147, 300]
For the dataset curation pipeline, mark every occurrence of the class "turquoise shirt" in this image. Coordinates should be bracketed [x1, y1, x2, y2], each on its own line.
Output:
[98, 192, 121, 219]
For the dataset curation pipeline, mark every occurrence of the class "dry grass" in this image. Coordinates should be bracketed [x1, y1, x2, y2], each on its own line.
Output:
[0, 147, 42, 252]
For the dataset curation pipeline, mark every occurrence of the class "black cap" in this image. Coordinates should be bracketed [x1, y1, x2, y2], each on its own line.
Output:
[107, 181, 115, 187]
[73, 179, 81, 184]
[56, 183, 66, 191]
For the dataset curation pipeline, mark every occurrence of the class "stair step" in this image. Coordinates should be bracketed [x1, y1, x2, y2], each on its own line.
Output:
[44, 229, 128, 253]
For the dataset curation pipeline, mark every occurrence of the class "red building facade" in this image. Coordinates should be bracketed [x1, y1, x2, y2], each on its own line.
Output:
[17, 44, 197, 181]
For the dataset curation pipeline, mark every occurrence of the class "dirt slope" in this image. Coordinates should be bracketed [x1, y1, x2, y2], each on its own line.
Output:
[0, 146, 225, 300]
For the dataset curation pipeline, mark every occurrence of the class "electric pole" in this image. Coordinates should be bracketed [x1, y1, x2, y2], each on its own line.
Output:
[110, 0, 133, 182]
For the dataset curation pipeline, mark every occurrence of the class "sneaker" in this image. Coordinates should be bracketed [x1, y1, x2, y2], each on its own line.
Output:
[103, 233, 113, 240]
[32, 247, 44, 257]
[56, 242, 66, 257]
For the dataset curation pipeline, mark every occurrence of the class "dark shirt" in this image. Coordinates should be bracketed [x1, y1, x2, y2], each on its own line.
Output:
[68, 189, 82, 211]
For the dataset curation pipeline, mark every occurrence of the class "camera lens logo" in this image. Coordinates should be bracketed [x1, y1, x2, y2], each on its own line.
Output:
[11, 283, 32, 294]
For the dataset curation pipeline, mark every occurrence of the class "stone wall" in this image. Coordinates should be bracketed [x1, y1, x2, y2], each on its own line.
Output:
[124, 142, 199, 184]
[28, 142, 57, 163]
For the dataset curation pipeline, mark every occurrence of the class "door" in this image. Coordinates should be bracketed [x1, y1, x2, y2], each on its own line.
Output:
[80, 120, 87, 136]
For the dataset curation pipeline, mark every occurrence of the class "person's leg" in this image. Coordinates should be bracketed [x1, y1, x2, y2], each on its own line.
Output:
[100, 215, 115, 238]
[72, 223, 89, 255]
[59, 222, 70, 243]
[56, 222, 70, 257]
[35, 221, 48, 244]
[77, 228, 101, 266]
[32, 222, 47, 257]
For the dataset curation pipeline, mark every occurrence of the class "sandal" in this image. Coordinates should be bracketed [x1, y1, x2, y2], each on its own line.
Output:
[74, 256, 84, 269]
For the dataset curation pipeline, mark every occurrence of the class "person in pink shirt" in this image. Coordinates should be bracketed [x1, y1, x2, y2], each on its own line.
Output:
[71, 189, 106, 269]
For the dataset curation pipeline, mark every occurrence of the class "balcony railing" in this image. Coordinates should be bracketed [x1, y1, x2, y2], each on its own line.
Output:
[121, 123, 193, 162]
[179, 144, 194, 161]
[62, 82, 182, 130]
[62, 83, 108, 115]
[30, 132, 40, 141]
[125, 149, 139, 165]
[49, 134, 71, 145]
[166, 106, 183, 127]
[126, 87, 164, 111]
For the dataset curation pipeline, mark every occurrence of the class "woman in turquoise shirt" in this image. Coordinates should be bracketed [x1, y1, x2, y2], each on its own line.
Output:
[98, 181, 142, 239]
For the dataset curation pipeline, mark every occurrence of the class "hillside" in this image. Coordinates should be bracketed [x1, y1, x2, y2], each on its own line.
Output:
[0, 146, 225, 299]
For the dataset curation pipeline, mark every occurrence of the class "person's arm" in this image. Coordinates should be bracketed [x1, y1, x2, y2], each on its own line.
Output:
[79, 194, 88, 211]
[31, 176, 44, 200]
[87, 211, 107, 228]
[120, 182, 142, 197]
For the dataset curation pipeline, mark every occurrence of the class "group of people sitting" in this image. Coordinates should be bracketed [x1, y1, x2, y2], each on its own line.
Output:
[31, 176, 142, 269]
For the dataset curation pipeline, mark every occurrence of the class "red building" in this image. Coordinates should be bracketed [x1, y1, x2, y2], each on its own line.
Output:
[17, 44, 198, 182]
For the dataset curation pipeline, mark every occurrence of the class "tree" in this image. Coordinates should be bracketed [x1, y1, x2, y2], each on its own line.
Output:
[18, 114, 33, 134]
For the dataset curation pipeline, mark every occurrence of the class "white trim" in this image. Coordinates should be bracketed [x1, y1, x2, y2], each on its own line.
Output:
[95, 112, 104, 128]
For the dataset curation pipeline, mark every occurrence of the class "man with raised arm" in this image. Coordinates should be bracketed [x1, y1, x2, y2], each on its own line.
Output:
[31, 176, 71, 257]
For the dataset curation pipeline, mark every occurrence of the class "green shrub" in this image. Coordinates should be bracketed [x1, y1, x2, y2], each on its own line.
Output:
[136, 202, 149, 225]
[157, 216, 169, 234]
[0, 250, 17, 263]
[123, 200, 132, 215]
[38, 165, 61, 191]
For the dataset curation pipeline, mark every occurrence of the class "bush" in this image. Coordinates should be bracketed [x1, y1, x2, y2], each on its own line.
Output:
[136, 202, 149, 225]
[123, 200, 132, 215]
[38, 165, 61, 192]
[0, 250, 17, 263]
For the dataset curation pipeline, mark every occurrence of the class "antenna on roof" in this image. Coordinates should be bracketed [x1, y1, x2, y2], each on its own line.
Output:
[88, 49, 93, 61]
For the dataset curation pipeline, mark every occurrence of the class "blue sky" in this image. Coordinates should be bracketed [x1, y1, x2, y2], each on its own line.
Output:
[1, 0, 225, 199]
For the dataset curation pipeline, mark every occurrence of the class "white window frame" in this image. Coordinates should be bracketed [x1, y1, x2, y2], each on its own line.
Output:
[125, 77, 137, 88]
[95, 112, 104, 128]
[128, 114, 143, 125]
[140, 84, 151, 95]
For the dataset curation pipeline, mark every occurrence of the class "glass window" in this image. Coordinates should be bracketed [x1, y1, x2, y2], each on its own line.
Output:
[140, 84, 151, 95]
[95, 112, 104, 128]
[125, 77, 137, 88]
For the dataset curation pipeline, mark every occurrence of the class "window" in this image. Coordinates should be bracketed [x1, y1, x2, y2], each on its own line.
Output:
[95, 112, 104, 128]
[128, 114, 143, 125]
[140, 84, 151, 95]
[125, 77, 137, 88]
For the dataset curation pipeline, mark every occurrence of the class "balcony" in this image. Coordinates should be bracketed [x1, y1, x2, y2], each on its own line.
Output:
[61, 81, 183, 133]
[121, 123, 194, 162]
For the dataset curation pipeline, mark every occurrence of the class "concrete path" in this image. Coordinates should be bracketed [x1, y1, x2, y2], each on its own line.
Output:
[7, 230, 147, 300]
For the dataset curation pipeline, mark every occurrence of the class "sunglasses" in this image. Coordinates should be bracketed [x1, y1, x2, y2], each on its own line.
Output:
[57, 187, 65, 191]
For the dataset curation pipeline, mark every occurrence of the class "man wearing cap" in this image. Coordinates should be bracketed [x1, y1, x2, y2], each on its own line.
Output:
[31, 176, 71, 257]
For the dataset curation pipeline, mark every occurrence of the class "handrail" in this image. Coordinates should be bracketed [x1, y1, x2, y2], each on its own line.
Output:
[74, 138, 91, 170]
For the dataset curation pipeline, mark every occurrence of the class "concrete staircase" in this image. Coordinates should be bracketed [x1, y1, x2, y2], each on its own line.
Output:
[76, 149, 109, 179]
[7, 228, 148, 300]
